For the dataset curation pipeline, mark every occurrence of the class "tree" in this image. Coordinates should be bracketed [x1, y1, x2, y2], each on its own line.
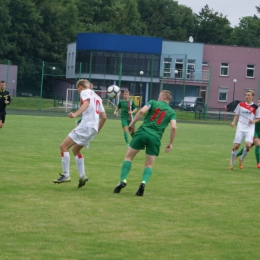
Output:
[195, 5, 233, 44]
[233, 15, 260, 47]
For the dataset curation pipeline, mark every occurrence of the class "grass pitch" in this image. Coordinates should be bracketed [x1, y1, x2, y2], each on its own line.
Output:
[1, 115, 260, 260]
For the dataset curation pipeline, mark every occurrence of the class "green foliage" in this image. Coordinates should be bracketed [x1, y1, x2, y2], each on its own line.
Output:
[1, 117, 260, 259]
[195, 5, 233, 44]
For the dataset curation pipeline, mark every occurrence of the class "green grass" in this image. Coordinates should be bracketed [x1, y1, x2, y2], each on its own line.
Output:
[1, 115, 257, 260]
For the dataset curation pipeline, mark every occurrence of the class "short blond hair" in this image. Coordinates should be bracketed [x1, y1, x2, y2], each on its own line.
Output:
[124, 90, 130, 94]
[76, 79, 90, 89]
[161, 90, 172, 101]
[246, 89, 255, 96]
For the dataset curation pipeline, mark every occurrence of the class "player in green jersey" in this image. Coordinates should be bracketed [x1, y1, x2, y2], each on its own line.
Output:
[114, 90, 138, 146]
[236, 98, 260, 168]
[113, 90, 177, 196]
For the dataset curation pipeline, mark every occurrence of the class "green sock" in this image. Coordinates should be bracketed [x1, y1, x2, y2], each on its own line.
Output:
[142, 167, 153, 184]
[236, 147, 244, 157]
[124, 132, 129, 144]
[120, 161, 132, 182]
[255, 146, 260, 163]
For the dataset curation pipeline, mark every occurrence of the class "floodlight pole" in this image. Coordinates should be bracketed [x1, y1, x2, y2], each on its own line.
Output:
[39, 61, 45, 110]
[140, 71, 144, 106]
[233, 79, 237, 102]
[174, 70, 178, 108]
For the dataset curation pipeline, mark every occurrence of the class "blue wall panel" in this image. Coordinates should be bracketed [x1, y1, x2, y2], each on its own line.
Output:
[76, 33, 162, 54]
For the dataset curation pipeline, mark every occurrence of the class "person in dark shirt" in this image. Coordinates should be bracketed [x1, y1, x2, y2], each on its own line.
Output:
[0, 81, 11, 128]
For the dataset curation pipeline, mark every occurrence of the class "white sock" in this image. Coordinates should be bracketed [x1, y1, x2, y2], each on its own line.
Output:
[231, 149, 238, 165]
[241, 147, 249, 161]
[61, 152, 70, 177]
[75, 154, 86, 178]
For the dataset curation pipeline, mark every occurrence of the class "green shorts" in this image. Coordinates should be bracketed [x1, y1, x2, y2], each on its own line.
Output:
[254, 132, 259, 139]
[130, 129, 161, 156]
[121, 119, 135, 128]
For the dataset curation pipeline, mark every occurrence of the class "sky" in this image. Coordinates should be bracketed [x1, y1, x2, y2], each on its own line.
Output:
[177, 0, 259, 27]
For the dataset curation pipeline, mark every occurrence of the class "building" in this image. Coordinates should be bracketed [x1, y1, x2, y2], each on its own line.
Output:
[0, 63, 18, 96]
[66, 32, 260, 110]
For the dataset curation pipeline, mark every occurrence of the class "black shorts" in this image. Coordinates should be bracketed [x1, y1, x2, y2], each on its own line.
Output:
[0, 111, 6, 123]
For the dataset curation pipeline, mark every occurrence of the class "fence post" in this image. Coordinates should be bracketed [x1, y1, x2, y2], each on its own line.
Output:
[38, 61, 45, 110]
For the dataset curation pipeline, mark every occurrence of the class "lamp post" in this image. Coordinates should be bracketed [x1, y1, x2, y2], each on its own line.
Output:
[233, 79, 237, 102]
[140, 71, 144, 106]
[174, 70, 178, 108]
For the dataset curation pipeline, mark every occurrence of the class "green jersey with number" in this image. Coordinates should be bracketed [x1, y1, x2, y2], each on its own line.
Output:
[117, 99, 136, 121]
[137, 100, 176, 139]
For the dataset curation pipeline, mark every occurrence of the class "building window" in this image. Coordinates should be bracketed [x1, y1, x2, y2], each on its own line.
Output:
[218, 87, 228, 102]
[187, 59, 195, 79]
[246, 64, 255, 78]
[163, 58, 172, 78]
[202, 61, 208, 66]
[175, 59, 183, 78]
[220, 63, 229, 76]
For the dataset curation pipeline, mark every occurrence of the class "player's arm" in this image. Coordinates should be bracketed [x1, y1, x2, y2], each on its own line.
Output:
[129, 105, 150, 131]
[98, 111, 107, 132]
[130, 107, 138, 114]
[231, 114, 239, 127]
[114, 107, 119, 116]
[165, 119, 177, 153]
[68, 99, 89, 118]
[7, 93, 11, 105]
[249, 118, 260, 124]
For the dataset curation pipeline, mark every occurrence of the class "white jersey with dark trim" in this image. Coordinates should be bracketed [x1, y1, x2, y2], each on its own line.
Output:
[80, 89, 105, 132]
[234, 101, 260, 132]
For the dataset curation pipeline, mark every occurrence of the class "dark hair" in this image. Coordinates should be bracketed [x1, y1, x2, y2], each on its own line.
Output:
[0, 81, 5, 83]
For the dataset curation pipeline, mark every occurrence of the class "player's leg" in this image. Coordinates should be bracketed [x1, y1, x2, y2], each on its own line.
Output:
[136, 135, 159, 196]
[113, 147, 140, 193]
[53, 135, 75, 183]
[253, 137, 260, 168]
[239, 132, 254, 169]
[121, 120, 129, 145]
[0, 113, 5, 128]
[229, 131, 243, 170]
[73, 144, 88, 188]
[72, 127, 97, 188]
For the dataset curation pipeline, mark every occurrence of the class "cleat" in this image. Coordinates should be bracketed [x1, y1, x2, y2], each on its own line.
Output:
[114, 181, 127, 193]
[239, 159, 244, 169]
[257, 163, 260, 168]
[228, 164, 233, 171]
[53, 174, 71, 184]
[136, 183, 145, 196]
[78, 175, 88, 188]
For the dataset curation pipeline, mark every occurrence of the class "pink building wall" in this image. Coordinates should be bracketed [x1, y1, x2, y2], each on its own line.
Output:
[203, 44, 260, 110]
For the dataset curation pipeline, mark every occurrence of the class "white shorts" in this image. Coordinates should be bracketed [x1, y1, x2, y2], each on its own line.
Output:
[68, 126, 97, 149]
[233, 130, 254, 144]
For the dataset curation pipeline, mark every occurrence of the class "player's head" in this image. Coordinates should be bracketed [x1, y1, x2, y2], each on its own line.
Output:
[76, 79, 90, 92]
[158, 90, 172, 103]
[0, 81, 6, 91]
[123, 90, 130, 99]
[245, 90, 255, 103]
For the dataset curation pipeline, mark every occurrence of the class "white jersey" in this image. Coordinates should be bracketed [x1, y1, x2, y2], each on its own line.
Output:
[234, 101, 260, 132]
[79, 89, 105, 132]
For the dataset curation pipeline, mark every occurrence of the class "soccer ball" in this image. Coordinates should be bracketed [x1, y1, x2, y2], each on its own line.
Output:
[107, 85, 121, 98]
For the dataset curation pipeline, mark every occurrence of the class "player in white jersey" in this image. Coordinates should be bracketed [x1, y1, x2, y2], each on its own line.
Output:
[53, 79, 107, 187]
[228, 90, 260, 170]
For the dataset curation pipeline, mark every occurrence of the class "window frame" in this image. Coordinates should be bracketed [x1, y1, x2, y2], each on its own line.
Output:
[220, 63, 229, 76]
[246, 64, 255, 78]
[218, 87, 228, 102]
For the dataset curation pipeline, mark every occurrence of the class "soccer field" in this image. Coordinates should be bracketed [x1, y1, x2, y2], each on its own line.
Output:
[1, 115, 260, 260]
